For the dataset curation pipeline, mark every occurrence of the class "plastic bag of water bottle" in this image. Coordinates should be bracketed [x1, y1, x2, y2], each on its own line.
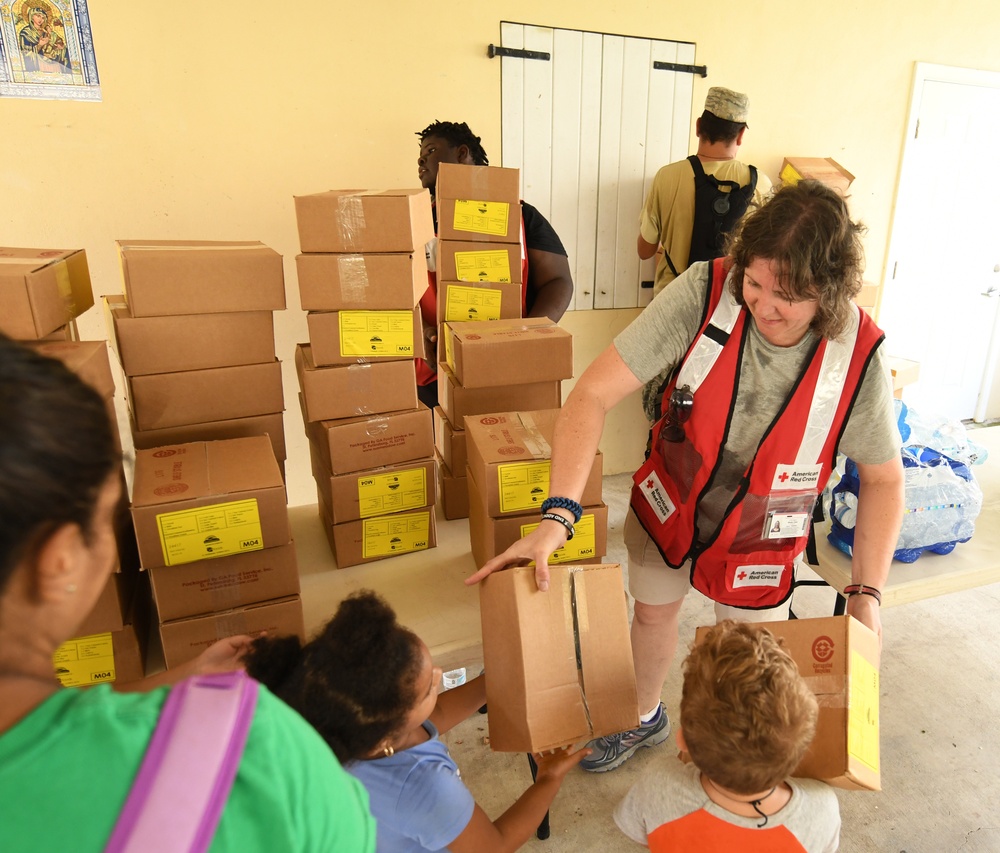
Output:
[827, 402, 985, 563]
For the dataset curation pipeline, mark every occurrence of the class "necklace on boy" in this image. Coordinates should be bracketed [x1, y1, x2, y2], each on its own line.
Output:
[705, 778, 777, 828]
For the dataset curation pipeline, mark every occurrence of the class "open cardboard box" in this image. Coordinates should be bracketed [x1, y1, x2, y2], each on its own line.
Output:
[0, 247, 94, 339]
[694, 615, 881, 791]
[480, 563, 638, 752]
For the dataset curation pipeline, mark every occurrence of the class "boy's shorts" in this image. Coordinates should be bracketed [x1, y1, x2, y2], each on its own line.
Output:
[624, 509, 792, 622]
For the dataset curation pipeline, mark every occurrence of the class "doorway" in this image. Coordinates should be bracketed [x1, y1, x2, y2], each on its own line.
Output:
[880, 63, 1000, 422]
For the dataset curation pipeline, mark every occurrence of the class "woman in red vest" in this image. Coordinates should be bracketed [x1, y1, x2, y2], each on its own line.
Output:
[469, 181, 904, 774]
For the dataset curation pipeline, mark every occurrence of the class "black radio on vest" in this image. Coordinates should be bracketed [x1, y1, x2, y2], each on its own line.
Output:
[686, 155, 758, 264]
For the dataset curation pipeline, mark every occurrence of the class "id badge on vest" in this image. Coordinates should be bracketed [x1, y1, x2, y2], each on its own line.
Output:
[762, 490, 819, 540]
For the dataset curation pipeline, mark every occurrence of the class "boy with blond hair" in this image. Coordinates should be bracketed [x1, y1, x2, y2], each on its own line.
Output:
[614, 621, 841, 851]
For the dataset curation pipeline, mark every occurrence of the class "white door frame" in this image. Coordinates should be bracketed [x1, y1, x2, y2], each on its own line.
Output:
[882, 62, 1000, 421]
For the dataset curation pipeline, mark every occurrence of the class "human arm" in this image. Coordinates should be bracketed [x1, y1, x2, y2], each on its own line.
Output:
[429, 674, 487, 735]
[466, 342, 643, 591]
[113, 634, 254, 692]
[637, 233, 659, 260]
[446, 746, 591, 853]
[525, 247, 574, 321]
[848, 455, 905, 641]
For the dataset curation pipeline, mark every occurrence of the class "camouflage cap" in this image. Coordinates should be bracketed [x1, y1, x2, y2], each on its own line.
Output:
[704, 87, 749, 123]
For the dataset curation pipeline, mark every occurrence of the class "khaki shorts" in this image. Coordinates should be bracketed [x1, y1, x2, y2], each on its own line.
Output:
[624, 509, 792, 621]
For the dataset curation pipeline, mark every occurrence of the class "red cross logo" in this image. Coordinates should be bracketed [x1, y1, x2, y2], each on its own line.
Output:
[646, 479, 654, 489]
[778, 471, 790, 482]
[737, 571, 747, 580]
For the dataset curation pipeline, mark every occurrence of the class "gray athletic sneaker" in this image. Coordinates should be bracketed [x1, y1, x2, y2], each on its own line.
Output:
[580, 704, 671, 772]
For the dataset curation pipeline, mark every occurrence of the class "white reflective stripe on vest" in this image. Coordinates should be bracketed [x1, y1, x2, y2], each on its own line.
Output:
[797, 304, 861, 465]
[675, 272, 742, 393]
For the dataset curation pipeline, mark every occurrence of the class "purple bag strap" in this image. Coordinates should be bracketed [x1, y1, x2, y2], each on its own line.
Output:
[105, 670, 259, 853]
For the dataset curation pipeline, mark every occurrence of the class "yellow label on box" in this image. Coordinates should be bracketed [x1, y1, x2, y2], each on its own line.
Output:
[452, 200, 510, 237]
[53, 633, 116, 687]
[848, 650, 880, 772]
[444, 284, 504, 322]
[338, 310, 415, 358]
[356, 467, 428, 518]
[520, 513, 598, 563]
[362, 510, 432, 558]
[156, 498, 264, 566]
[497, 460, 551, 513]
[779, 163, 802, 186]
[453, 249, 512, 282]
[443, 324, 454, 369]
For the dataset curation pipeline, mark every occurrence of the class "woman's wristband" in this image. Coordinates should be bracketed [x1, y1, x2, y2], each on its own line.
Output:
[540, 512, 575, 541]
[541, 496, 583, 524]
[843, 583, 882, 606]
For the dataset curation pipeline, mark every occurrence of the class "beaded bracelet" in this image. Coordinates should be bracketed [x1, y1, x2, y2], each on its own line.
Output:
[843, 583, 882, 606]
[540, 512, 575, 541]
[541, 496, 583, 524]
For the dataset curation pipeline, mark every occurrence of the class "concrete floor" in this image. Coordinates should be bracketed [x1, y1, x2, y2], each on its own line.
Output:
[442, 472, 1000, 853]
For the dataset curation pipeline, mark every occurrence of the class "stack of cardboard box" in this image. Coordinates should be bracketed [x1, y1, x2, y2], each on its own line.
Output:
[293, 189, 441, 567]
[109, 240, 289, 475]
[130, 435, 304, 669]
[25, 339, 149, 688]
[433, 163, 560, 520]
[465, 409, 608, 568]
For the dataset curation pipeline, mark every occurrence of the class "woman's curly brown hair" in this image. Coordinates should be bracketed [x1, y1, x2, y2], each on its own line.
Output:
[244, 590, 423, 763]
[727, 179, 866, 340]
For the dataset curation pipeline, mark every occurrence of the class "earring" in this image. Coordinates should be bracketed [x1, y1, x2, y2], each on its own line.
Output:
[383, 744, 394, 757]
[65, 583, 77, 594]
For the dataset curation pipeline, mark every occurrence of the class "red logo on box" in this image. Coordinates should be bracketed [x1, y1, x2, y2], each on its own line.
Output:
[153, 483, 189, 496]
[152, 449, 178, 458]
[812, 635, 835, 663]
[497, 447, 525, 456]
[479, 416, 500, 425]
[466, 334, 482, 340]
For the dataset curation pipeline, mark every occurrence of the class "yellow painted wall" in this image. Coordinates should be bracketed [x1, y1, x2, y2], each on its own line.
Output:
[6, 2, 1000, 504]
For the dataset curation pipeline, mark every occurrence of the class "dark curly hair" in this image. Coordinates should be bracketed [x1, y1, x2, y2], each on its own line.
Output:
[244, 590, 423, 763]
[0, 334, 118, 590]
[415, 120, 489, 166]
[727, 179, 866, 340]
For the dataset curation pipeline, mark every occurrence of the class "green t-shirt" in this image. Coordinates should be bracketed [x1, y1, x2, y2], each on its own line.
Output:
[0, 683, 375, 853]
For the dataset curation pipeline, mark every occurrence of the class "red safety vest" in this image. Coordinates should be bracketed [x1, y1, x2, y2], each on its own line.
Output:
[416, 207, 530, 386]
[630, 258, 885, 608]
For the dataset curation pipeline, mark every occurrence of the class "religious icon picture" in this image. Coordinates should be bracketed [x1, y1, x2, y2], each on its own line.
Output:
[0, 0, 100, 100]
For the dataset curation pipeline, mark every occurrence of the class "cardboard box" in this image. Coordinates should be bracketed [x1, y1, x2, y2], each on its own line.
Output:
[437, 454, 470, 520]
[130, 436, 290, 570]
[443, 318, 573, 388]
[296, 344, 417, 422]
[434, 406, 467, 473]
[294, 189, 435, 254]
[888, 356, 920, 392]
[0, 247, 94, 339]
[104, 295, 275, 376]
[465, 409, 603, 516]
[469, 483, 607, 567]
[296, 252, 428, 311]
[306, 307, 420, 367]
[694, 615, 881, 791]
[313, 455, 436, 524]
[35, 322, 77, 342]
[116, 240, 286, 317]
[438, 364, 561, 426]
[128, 359, 283, 430]
[22, 339, 115, 400]
[149, 541, 300, 622]
[436, 240, 523, 284]
[318, 491, 437, 568]
[305, 399, 433, 475]
[159, 595, 305, 670]
[131, 411, 287, 463]
[480, 563, 638, 752]
[437, 280, 523, 325]
[55, 585, 150, 687]
[779, 157, 855, 195]
[435, 164, 521, 244]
